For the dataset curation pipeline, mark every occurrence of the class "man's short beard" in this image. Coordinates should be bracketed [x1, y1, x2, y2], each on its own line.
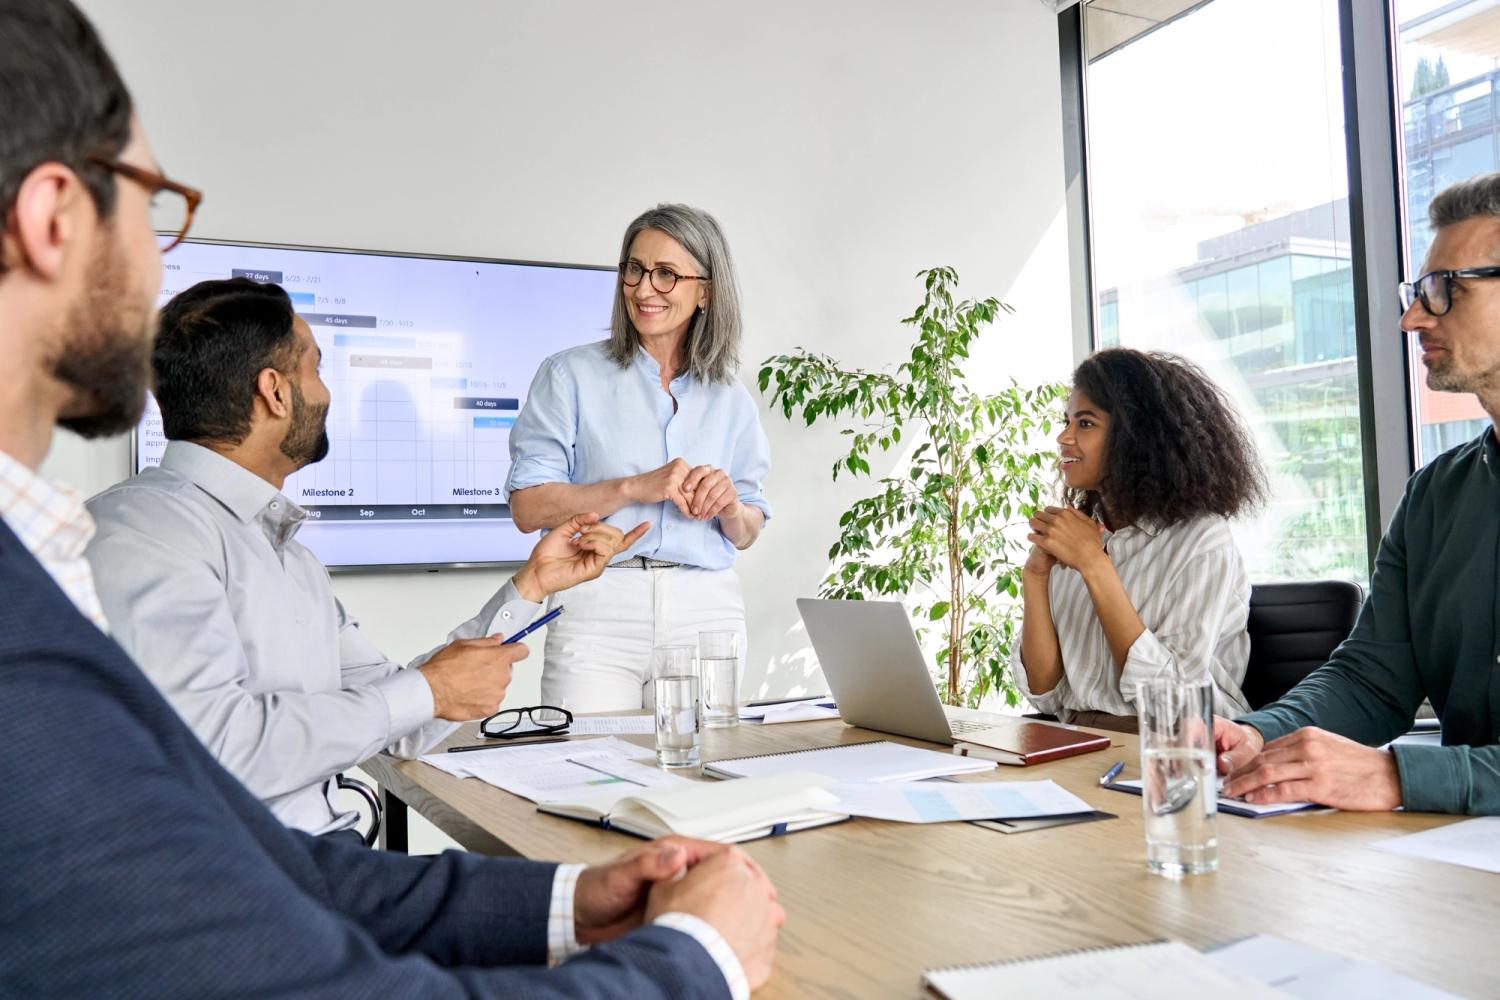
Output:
[53, 233, 153, 439]
[1428, 358, 1500, 396]
[280, 380, 330, 468]
[1426, 361, 1464, 393]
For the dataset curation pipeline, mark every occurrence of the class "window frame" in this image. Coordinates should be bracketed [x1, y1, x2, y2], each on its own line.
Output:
[1057, 0, 1413, 577]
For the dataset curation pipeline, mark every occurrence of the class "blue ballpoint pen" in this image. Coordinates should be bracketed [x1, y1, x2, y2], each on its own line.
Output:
[1099, 760, 1125, 786]
[502, 605, 564, 645]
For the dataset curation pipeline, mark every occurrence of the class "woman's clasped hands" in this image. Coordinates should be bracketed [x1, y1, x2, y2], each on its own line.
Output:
[1026, 505, 1108, 573]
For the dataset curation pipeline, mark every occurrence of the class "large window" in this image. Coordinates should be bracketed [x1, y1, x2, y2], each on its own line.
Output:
[1082, 0, 1368, 583]
[1395, 0, 1499, 466]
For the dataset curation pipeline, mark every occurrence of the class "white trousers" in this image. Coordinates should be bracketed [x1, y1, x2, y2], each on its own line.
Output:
[540, 565, 747, 713]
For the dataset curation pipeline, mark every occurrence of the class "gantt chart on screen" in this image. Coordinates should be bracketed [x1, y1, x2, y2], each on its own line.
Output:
[136, 240, 615, 566]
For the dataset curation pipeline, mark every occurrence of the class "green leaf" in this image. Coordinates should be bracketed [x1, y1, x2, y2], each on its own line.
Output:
[761, 272, 1059, 707]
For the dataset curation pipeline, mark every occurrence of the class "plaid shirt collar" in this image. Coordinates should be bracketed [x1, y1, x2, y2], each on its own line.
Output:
[0, 448, 96, 565]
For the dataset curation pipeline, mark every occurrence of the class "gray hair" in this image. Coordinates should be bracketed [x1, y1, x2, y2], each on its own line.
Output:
[608, 203, 742, 384]
[1430, 172, 1500, 229]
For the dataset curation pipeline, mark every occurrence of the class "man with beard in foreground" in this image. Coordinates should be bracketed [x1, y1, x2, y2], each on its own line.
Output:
[87, 277, 648, 836]
[0, 1, 780, 996]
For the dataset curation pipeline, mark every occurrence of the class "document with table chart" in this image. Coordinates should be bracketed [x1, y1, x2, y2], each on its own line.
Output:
[562, 715, 657, 735]
[829, 779, 1093, 823]
[422, 737, 687, 803]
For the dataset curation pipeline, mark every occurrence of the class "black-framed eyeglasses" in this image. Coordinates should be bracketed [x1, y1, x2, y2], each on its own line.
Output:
[87, 156, 203, 252]
[479, 705, 573, 740]
[1399, 266, 1500, 317]
[618, 259, 710, 294]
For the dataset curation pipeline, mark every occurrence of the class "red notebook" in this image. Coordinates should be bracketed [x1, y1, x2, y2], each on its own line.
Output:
[953, 719, 1111, 766]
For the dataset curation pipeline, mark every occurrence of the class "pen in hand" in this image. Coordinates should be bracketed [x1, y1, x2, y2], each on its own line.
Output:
[501, 605, 565, 645]
[1099, 760, 1125, 786]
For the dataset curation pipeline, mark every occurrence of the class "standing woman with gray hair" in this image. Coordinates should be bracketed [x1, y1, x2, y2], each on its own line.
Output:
[505, 204, 771, 711]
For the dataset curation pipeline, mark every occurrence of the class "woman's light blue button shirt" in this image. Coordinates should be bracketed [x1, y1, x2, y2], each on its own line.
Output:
[504, 341, 771, 570]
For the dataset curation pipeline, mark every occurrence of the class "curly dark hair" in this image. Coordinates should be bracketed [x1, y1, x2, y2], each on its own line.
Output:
[1063, 348, 1266, 528]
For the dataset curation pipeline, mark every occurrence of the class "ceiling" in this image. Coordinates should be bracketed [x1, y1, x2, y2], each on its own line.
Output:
[1075, 0, 1219, 63]
[1401, 0, 1500, 60]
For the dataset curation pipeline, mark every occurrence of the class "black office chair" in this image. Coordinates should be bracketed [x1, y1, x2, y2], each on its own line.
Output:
[1242, 580, 1363, 709]
[335, 773, 382, 847]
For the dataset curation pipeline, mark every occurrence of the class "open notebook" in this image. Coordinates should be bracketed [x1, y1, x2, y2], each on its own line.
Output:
[537, 771, 849, 843]
[703, 740, 996, 782]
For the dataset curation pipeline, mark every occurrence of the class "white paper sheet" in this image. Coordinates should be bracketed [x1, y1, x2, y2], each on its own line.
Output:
[705, 739, 995, 782]
[565, 715, 656, 735]
[923, 941, 1280, 1000]
[1370, 816, 1500, 875]
[422, 737, 685, 803]
[739, 698, 839, 724]
[830, 779, 1092, 823]
[757, 703, 840, 724]
[1207, 934, 1458, 999]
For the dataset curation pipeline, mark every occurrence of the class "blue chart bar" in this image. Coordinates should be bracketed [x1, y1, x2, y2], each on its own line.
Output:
[473, 416, 516, 429]
[333, 334, 417, 349]
[287, 291, 317, 308]
[431, 377, 469, 389]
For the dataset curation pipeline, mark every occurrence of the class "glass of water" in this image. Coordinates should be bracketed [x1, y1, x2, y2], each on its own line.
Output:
[698, 631, 740, 729]
[652, 645, 700, 768]
[1138, 678, 1218, 876]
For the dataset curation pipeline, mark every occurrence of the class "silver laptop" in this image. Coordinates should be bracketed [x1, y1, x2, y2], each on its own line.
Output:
[796, 597, 1030, 751]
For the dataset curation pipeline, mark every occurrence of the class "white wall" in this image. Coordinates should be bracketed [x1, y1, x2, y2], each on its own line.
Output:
[56, 0, 1073, 707]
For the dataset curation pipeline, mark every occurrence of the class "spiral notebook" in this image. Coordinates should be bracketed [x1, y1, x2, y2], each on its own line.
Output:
[702, 739, 996, 782]
[922, 941, 1281, 1000]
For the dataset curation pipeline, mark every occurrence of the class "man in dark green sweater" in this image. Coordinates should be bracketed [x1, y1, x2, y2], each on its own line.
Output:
[1216, 173, 1500, 816]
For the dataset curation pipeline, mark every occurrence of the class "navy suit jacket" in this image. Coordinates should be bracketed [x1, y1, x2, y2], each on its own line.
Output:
[0, 519, 728, 998]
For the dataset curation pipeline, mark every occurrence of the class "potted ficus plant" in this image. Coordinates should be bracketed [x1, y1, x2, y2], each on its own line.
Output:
[760, 267, 1065, 706]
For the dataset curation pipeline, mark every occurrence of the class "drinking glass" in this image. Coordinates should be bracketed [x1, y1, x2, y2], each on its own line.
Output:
[698, 630, 740, 729]
[652, 645, 700, 768]
[1138, 678, 1218, 876]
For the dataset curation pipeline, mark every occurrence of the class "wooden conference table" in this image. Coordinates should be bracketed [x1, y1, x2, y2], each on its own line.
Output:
[363, 717, 1497, 998]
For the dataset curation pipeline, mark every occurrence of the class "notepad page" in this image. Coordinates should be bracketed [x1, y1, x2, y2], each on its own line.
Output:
[544, 771, 847, 842]
[1206, 934, 1460, 999]
[707, 740, 994, 782]
[612, 773, 843, 839]
[923, 941, 1281, 1000]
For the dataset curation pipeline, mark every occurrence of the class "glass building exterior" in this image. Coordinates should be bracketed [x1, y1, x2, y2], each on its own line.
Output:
[1098, 202, 1367, 583]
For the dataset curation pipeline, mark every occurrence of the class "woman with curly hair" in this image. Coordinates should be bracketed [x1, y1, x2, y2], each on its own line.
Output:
[1012, 348, 1266, 732]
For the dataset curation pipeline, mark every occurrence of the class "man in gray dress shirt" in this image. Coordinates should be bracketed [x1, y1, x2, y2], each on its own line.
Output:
[87, 277, 648, 834]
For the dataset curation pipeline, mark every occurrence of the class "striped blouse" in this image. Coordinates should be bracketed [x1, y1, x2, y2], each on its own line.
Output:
[1012, 514, 1253, 721]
